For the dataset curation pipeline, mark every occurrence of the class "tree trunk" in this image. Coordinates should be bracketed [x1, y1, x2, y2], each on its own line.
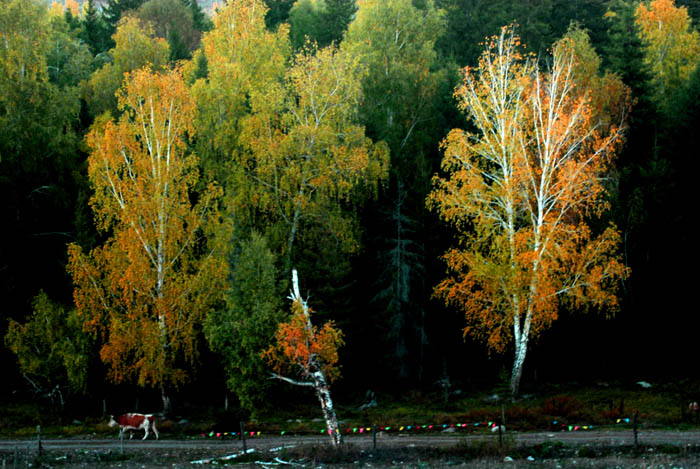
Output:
[160, 384, 172, 417]
[510, 331, 529, 399]
[290, 269, 343, 446]
[312, 370, 343, 446]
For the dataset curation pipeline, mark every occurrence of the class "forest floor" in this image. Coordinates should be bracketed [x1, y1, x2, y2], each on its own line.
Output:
[4, 381, 700, 467]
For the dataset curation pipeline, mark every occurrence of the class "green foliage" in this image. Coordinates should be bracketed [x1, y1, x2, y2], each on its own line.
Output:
[183, 0, 213, 32]
[5, 292, 92, 397]
[84, 16, 170, 118]
[102, 0, 147, 40]
[342, 0, 447, 382]
[344, 0, 446, 160]
[264, 0, 295, 29]
[289, 0, 356, 48]
[635, 0, 700, 113]
[321, 0, 357, 45]
[234, 43, 389, 272]
[46, 10, 94, 88]
[191, 0, 290, 186]
[289, 0, 324, 49]
[205, 232, 284, 413]
[0, 0, 83, 325]
[137, 0, 202, 60]
[79, 0, 112, 55]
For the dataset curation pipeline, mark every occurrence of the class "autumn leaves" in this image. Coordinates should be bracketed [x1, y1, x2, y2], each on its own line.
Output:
[428, 25, 630, 397]
[65, 0, 638, 414]
[68, 67, 227, 411]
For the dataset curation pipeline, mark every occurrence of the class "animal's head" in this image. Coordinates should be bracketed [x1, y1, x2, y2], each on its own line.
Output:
[108, 415, 117, 427]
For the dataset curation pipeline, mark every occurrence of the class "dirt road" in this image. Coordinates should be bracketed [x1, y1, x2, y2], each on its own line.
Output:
[1, 429, 700, 451]
[2, 431, 700, 468]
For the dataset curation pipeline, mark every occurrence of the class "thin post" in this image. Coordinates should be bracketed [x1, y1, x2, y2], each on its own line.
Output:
[36, 426, 41, 457]
[372, 424, 377, 451]
[633, 411, 639, 448]
[120, 429, 124, 455]
[13, 446, 17, 469]
[240, 421, 247, 453]
[498, 405, 505, 447]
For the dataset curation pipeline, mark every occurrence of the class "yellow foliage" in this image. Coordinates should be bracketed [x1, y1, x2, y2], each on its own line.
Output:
[635, 0, 700, 103]
[68, 68, 227, 390]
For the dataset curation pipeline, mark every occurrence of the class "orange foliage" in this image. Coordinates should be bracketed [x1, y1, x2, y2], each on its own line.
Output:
[263, 300, 344, 384]
[428, 25, 630, 361]
[49, 1, 63, 16]
[66, 0, 79, 17]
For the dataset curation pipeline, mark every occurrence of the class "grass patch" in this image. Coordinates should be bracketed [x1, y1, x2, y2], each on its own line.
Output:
[2, 380, 700, 439]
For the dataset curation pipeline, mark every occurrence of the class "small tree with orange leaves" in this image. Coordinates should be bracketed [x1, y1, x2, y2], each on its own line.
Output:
[428, 25, 630, 398]
[263, 269, 344, 446]
[68, 67, 227, 414]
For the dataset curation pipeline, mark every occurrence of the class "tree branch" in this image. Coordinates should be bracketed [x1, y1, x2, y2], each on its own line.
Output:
[269, 372, 314, 387]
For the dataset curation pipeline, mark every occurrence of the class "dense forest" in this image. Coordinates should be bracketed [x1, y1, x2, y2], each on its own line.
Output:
[1, 0, 699, 419]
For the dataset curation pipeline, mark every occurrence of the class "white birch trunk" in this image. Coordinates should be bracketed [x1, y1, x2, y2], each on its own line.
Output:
[286, 269, 343, 446]
[510, 319, 529, 398]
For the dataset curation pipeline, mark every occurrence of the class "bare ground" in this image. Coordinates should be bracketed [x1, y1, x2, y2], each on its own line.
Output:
[2, 431, 700, 468]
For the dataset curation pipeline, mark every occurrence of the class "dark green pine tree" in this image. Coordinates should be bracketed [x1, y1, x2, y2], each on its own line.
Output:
[320, 0, 357, 46]
[264, 0, 295, 29]
[102, 0, 146, 41]
[677, 0, 700, 23]
[182, 0, 212, 32]
[79, 0, 111, 55]
[167, 27, 190, 61]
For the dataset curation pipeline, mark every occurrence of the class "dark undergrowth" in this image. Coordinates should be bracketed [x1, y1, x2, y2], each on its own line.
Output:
[2, 380, 700, 439]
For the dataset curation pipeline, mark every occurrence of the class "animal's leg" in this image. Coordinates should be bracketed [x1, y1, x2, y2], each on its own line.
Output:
[152, 420, 159, 440]
[142, 420, 150, 440]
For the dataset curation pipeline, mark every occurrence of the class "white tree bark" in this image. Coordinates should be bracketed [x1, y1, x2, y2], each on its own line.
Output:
[272, 269, 343, 446]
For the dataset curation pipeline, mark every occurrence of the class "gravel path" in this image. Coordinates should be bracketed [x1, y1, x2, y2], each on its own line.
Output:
[1, 429, 700, 450]
[2, 431, 700, 468]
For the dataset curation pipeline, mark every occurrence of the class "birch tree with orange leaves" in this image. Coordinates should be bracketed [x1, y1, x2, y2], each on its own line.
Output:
[67, 67, 227, 414]
[428, 25, 630, 398]
[263, 269, 344, 446]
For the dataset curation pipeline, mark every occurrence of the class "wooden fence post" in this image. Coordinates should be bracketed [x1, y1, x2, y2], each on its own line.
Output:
[240, 421, 247, 453]
[36, 426, 41, 457]
[633, 411, 639, 448]
[498, 405, 505, 448]
[372, 424, 377, 451]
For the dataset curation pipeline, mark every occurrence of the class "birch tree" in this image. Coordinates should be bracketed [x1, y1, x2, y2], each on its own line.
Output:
[190, 0, 289, 186]
[234, 44, 389, 274]
[428, 25, 630, 398]
[263, 269, 344, 446]
[68, 67, 227, 414]
[635, 0, 700, 109]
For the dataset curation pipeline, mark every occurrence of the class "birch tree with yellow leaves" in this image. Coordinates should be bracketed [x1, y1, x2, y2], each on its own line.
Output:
[68, 67, 227, 414]
[635, 0, 700, 109]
